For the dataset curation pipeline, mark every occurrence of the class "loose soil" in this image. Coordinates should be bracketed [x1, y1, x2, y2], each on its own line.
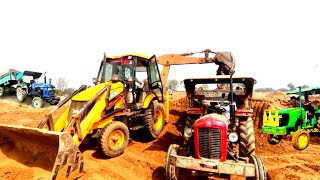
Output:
[0, 93, 320, 180]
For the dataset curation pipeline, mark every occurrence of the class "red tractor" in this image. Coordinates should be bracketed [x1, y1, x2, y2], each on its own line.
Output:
[165, 74, 266, 179]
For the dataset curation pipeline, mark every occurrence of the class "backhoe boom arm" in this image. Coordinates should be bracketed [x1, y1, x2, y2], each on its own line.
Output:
[157, 49, 236, 91]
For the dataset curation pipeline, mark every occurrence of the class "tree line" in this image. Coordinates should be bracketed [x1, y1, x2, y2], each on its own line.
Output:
[254, 83, 310, 92]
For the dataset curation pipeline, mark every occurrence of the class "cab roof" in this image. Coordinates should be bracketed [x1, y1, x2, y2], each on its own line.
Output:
[287, 86, 320, 95]
[106, 53, 151, 60]
[16, 71, 42, 80]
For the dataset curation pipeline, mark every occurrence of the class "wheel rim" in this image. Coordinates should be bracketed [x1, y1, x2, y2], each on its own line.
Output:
[0, 88, 3, 96]
[33, 99, 41, 108]
[154, 109, 163, 130]
[108, 130, 125, 149]
[17, 88, 24, 100]
[166, 145, 179, 180]
[297, 133, 308, 149]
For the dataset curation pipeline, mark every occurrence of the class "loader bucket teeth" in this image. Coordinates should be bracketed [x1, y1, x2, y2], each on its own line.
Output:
[0, 124, 84, 179]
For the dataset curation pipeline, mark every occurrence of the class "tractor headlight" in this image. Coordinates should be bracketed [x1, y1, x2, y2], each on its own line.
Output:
[228, 132, 238, 142]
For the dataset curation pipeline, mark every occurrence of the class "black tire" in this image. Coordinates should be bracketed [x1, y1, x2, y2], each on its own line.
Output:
[16, 87, 27, 102]
[32, 97, 44, 108]
[239, 118, 256, 157]
[266, 134, 282, 145]
[0, 87, 4, 97]
[247, 155, 267, 180]
[292, 129, 310, 150]
[165, 144, 179, 180]
[98, 121, 129, 158]
[144, 100, 165, 139]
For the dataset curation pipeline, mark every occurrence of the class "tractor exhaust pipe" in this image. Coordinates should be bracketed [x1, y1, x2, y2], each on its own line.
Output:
[44, 72, 47, 84]
[229, 70, 236, 122]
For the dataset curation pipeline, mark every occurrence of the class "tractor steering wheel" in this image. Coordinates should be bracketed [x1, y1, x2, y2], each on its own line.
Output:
[151, 80, 161, 88]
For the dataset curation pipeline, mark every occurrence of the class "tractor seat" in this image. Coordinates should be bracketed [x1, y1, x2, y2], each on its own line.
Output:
[138, 80, 149, 103]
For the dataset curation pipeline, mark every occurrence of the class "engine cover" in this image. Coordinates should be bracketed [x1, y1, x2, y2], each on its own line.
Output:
[193, 114, 228, 161]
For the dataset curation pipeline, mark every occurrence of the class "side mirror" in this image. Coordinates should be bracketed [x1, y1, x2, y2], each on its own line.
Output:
[93, 78, 98, 85]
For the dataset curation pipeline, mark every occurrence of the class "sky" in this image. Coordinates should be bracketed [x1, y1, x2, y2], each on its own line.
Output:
[0, 0, 319, 90]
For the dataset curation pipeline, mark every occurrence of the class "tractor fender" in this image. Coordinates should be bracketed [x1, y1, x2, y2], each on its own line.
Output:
[143, 93, 156, 109]
[143, 93, 167, 120]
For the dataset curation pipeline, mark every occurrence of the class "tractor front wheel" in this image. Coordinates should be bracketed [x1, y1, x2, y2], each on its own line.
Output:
[266, 134, 282, 145]
[32, 97, 44, 108]
[247, 155, 267, 180]
[49, 100, 59, 105]
[99, 121, 129, 158]
[165, 144, 180, 180]
[16, 87, 27, 102]
[144, 101, 165, 139]
[292, 129, 310, 150]
[239, 118, 256, 157]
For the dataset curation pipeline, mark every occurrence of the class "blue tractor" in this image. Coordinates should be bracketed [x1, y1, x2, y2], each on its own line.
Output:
[15, 71, 60, 108]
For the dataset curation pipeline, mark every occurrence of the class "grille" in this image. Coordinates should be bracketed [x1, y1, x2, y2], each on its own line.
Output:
[49, 90, 55, 95]
[198, 128, 221, 159]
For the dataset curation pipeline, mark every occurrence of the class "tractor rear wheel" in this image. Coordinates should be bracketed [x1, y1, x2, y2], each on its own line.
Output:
[16, 87, 27, 102]
[292, 129, 310, 150]
[144, 101, 165, 139]
[247, 155, 267, 180]
[32, 97, 44, 108]
[0, 87, 4, 97]
[266, 134, 282, 145]
[99, 121, 129, 158]
[239, 118, 256, 157]
[165, 144, 180, 180]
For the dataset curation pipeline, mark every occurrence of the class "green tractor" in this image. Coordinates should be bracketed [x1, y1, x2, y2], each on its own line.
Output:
[262, 87, 320, 150]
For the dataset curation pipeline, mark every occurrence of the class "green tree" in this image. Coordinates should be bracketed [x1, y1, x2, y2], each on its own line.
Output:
[56, 77, 68, 91]
[167, 79, 179, 91]
[200, 84, 209, 90]
[287, 83, 295, 90]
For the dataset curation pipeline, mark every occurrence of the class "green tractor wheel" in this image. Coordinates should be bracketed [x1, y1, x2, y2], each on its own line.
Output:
[266, 134, 282, 145]
[292, 129, 310, 150]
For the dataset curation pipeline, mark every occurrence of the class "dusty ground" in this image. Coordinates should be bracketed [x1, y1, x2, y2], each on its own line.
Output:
[0, 93, 320, 180]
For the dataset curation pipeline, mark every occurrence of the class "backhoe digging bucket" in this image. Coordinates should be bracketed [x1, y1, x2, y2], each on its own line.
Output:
[0, 124, 84, 179]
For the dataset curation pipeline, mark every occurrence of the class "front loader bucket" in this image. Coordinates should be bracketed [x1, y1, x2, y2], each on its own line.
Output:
[0, 124, 84, 179]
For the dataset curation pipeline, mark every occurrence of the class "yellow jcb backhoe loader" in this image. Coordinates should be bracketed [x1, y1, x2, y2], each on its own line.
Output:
[0, 53, 169, 179]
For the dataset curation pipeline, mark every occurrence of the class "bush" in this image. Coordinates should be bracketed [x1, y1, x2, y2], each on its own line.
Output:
[55, 88, 76, 96]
